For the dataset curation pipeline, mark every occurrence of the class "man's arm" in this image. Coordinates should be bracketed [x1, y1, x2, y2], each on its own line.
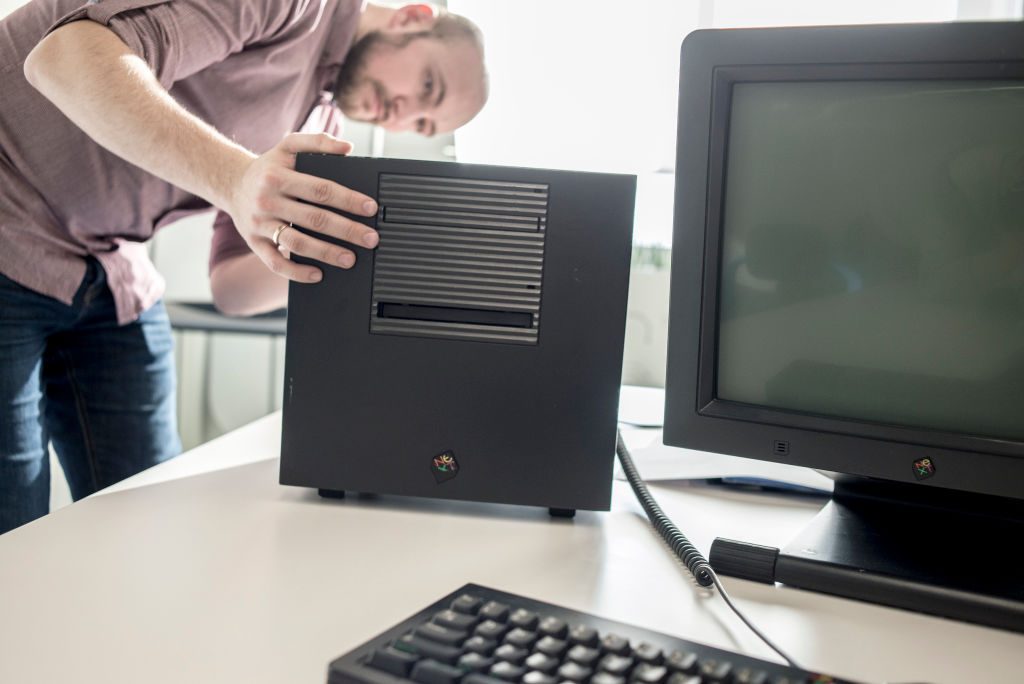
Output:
[23, 20, 379, 283]
[207, 210, 288, 316]
[210, 253, 289, 317]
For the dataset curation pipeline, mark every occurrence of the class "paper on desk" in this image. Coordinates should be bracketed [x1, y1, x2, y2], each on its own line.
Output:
[617, 385, 666, 428]
[615, 439, 834, 494]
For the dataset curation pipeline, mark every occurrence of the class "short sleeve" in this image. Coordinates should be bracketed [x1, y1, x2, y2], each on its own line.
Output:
[48, 0, 307, 88]
[209, 210, 252, 273]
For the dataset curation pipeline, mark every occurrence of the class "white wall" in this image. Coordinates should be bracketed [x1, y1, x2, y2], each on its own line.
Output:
[0, 0, 26, 14]
[957, 0, 1024, 18]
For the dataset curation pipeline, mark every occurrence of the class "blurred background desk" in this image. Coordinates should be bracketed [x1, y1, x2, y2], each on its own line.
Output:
[165, 301, 287, 447]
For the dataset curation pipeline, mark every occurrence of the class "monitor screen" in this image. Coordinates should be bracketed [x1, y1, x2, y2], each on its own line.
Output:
[718, 80, 1024, 443]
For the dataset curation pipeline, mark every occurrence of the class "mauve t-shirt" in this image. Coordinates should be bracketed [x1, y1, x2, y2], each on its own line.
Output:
[0, 0, 359, 323]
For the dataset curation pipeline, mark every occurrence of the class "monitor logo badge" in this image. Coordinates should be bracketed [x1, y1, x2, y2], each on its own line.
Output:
[912, 457, 936, 480]
[431, 451, 460, 484]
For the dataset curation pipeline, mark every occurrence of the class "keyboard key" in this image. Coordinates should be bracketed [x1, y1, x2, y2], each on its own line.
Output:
[494, 643, 529, 665]
[475, 620, 508, 641]
[334, 665, 405, 684]
[592, 672, 626, 684]
[598, 654, 634, 676]
[464, 636, 497, 656]
[523, 672, 558, 684]
[632, 663, 669, 684]
[556, 661, 593, 682]
[504, 627, 538, 649]
[509, 608, 540, 630]
[535, 635, 569, 658]
[458, 652, 495, 673]
[568, 625, 599, 647]
[451, 594, 483, 615]
[366, 646, 420, 677]
[566, 645, 601, 667]
[524, 652, 560, 674]
[415, 623, 467, 647]
[411, 659, 464, 684]
[699, 659, 733, 682]
[394, 634, 462, 665]
[633, 642, 663, 665]
[489, 661, 527, 682]
[433, 609, 479, 632]
[463, 674, 510, 684]
[665, 650, 698, 674]
[480, 601, 511, 623]
[667, 675, 702, 684]
[538, 616, 568, 639]
[600, 634, 631, 656]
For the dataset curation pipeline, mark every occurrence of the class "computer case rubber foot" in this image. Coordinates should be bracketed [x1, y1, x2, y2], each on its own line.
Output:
[318, 488, 346, 499]
[549, 508, 576, 519]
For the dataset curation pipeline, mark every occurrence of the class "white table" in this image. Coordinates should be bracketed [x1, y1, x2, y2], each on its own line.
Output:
[2, 412, 1022, 683]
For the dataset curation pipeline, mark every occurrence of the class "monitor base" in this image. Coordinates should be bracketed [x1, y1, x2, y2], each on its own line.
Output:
[710, 476, 1024, 633]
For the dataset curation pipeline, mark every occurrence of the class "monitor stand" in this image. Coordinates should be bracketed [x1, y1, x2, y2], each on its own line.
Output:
[709, 475, 1024, 633]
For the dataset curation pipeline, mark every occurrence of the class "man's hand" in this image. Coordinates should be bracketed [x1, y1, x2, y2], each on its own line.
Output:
[228, 133, 380, 283]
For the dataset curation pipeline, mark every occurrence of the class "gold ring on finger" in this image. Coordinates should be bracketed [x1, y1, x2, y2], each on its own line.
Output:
[272, 223, 291, 248]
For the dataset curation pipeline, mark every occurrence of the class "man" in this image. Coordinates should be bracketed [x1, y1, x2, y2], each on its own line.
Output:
[0, 0, 488, 534]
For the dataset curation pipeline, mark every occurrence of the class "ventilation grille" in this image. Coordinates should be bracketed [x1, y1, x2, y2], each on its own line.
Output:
[370, 173, 549, 345]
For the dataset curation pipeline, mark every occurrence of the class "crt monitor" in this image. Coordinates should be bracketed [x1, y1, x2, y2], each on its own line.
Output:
[664, 21, 1024, 633]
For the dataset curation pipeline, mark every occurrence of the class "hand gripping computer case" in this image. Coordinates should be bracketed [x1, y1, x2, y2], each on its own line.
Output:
[280, 155, 635, 516]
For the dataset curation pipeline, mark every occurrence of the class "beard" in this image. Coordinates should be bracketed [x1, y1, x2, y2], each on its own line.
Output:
[334, 31, 407, 118]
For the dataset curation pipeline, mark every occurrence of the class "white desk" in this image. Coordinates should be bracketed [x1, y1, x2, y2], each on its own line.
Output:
[1, 413, 1022, 683]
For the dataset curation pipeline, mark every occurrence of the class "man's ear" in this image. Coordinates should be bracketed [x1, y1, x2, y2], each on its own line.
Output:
[388, 4, 437, 32]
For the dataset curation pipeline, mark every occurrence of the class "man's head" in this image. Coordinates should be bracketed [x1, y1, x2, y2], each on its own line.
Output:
[335, 4, 488, 136]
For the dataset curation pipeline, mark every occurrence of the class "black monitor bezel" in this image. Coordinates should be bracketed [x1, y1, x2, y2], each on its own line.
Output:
[664, 23, 1024, 501]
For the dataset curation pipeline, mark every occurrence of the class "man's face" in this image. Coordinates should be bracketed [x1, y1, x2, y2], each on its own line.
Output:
[336, 33, 485, 136]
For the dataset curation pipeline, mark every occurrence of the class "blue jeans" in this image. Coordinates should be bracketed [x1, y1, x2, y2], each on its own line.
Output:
[0, 259, 180, 534]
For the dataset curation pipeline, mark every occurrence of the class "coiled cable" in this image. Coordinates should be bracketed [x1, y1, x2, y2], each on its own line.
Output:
[615, 429, 800, 669]
[616, 430, 714, 587]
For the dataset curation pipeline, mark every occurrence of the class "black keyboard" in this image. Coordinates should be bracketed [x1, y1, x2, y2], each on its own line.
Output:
[327, 584, 856, 684]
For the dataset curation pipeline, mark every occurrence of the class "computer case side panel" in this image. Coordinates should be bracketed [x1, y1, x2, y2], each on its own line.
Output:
[280, 156, 635, 512]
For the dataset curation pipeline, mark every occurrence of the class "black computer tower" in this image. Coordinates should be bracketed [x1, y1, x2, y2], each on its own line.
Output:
[280, 155, 635, 513]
